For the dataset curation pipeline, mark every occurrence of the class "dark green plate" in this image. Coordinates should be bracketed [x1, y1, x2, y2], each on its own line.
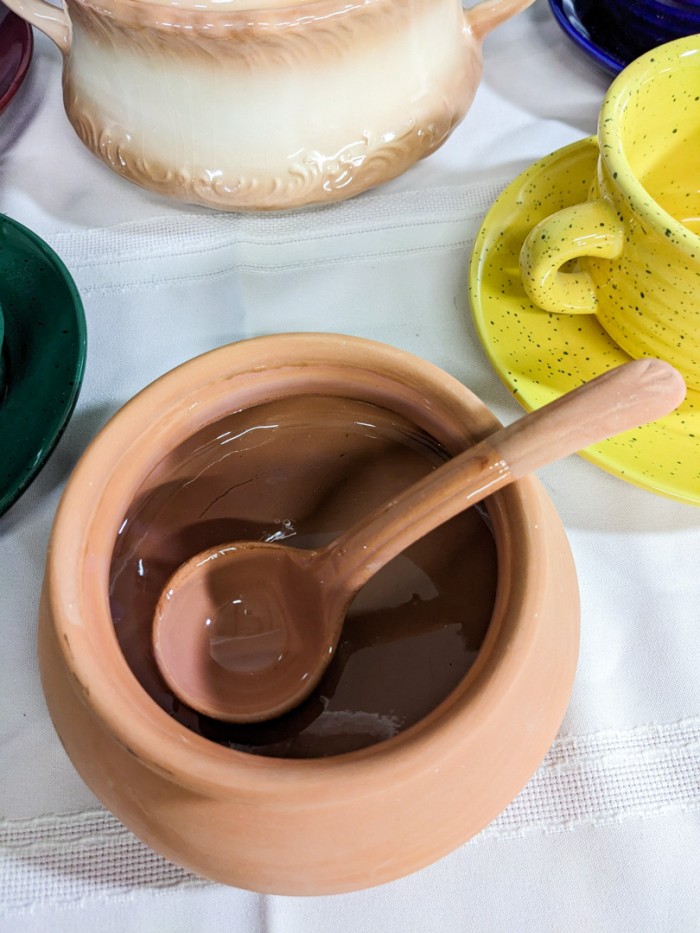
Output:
[0, 214, 86, 516]
[0, 295, 5, 389]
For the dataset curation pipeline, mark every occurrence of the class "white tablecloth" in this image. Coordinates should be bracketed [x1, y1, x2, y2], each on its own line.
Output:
[1, 2, 699, 929]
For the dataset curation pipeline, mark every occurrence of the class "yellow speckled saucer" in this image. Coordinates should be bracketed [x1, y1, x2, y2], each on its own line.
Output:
[469, 136, 699, 506]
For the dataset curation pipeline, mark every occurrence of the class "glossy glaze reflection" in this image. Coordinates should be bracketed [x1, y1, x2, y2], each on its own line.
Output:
[548, 0, 700, 74]
[0, 215, 86, 516]
[2, 0, 535, 210]
[110, 395, 498, 758]
[0, 3, 33, 113]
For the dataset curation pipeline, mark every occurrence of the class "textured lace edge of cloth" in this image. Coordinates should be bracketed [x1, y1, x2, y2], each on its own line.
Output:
[1, 716, 699, 914]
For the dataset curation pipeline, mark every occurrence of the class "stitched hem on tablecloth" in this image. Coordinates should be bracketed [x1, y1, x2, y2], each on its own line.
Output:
[40, 181, 509, 296]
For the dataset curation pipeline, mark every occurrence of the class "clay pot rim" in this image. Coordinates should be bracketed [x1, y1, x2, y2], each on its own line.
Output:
[46, 332, 555, 798]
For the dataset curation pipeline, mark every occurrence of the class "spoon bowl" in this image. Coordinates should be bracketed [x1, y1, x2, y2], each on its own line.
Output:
[154, 542, 330, 722]
[154, 357, 685, 724]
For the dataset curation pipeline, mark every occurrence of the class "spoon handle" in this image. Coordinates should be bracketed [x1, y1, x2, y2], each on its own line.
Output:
[323, 358, 685, 597]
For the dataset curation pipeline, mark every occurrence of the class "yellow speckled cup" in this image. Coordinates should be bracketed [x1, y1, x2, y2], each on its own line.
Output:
[519, 36, 700, 390]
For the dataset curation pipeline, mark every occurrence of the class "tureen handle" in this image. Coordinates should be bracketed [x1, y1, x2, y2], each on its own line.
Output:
[2, 0, 70, 54]
[464, 0, 536, 41]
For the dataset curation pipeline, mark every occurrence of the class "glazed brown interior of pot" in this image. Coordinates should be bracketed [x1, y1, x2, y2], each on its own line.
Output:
[106, 352, 501, 759]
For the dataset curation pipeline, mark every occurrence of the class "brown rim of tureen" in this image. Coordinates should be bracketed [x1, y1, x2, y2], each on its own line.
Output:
[65, 0, 441, 32]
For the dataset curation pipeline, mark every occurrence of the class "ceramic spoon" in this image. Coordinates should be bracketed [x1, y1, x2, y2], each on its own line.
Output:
[152, 358, 685, 723]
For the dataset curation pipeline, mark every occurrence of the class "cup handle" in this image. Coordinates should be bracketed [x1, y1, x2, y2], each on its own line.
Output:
[2, 0, 70, 54]
[519, 199, 624, 315]
[464, 0, 536, 41]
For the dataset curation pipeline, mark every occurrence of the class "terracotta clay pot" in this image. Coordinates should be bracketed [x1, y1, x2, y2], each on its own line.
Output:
[4, 0, 535, 210]
[39, 333, 579, 894]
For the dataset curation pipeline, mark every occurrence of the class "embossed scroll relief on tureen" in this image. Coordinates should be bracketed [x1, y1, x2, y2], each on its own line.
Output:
[3, 0, 535, 210]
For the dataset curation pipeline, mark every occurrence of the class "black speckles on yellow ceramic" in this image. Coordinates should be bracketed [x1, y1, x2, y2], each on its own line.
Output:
[469, 136, 699, 506]
[519, 35, 700, 392]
